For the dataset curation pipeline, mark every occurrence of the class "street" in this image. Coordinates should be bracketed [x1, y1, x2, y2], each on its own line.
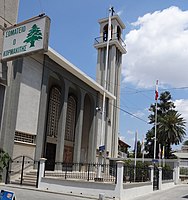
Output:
[0, 185, 97, 200]
[1, 184, 188, 200]
[132, 184, 188, 200]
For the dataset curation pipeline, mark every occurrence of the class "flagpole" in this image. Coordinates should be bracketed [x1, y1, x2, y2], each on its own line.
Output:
[141, 136, 145, 163]
[153, 80, 158, 161]
[134, 131, 138, 182]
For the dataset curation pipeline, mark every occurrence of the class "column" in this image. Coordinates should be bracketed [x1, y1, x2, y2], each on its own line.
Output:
[73, 89, 85, 163]
[37, 158, 47, 188]
[174, 160, 180, 184]
[115, 161, 124, 200]
[55, 80, 69, 169]
[35, 66, 49, 163]
[158, 167, 162, 190]
[88, 99, 97, 163]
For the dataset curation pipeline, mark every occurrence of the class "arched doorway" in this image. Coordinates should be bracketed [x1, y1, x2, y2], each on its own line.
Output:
[63, 95, 77, 163]
[45, 86, 61, 170]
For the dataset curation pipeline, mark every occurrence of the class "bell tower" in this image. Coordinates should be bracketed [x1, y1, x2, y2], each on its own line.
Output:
[94, 10, 126, 157]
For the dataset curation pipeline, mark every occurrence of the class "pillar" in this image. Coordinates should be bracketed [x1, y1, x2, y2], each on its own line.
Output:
[37, 158, 46, 188]
[55, 80, 69, 169]
[73, 89, 85, 163]
[115, 161, 124, 200]
[158, 167, 162, 190]
[174, 160, 180, 184]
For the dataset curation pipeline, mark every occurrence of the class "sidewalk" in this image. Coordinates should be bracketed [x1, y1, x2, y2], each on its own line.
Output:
[0, 183, 101, 200]
[131, 184, 188, 200]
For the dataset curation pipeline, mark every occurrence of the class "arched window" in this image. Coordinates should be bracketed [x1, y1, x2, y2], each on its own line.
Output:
[65, 95, 77, 142]
[117, 26, 121, 40]
[46, 87, 61, 138]
[103, 24, 113, 42]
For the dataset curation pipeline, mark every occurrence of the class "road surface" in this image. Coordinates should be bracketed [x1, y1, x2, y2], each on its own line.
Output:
[0, 185, 97, 200]
[132, 184, 188, 200]
[1, 184, 188, 200]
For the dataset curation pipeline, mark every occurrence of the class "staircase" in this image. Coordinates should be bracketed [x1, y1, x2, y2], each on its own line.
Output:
[10, 170, 38, 186]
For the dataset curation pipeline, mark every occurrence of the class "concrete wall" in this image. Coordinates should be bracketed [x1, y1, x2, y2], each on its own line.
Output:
[162, 181, 175, 190]
[15, 55, 43, 134]
[13, 142, 35, 159]
[122, 183, 153, 200]
[40, 178, 117, 199]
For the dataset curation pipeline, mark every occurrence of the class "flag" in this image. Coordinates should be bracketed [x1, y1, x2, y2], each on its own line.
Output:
[134, 131, 138, 154]
[155, 80, 159, 100]
[158, 143, 161, 159]
[108, 7, 112, 41]
[162, 146, 165, 159]
[141, 137, 145, 153]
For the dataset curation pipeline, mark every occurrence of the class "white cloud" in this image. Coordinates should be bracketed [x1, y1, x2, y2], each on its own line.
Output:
[127, 130, 134, 135]
[174, 99, 188, 127]
[117, 10, 123, 16]
[122, 6, 188, 88]
[132, 110, 145, 118]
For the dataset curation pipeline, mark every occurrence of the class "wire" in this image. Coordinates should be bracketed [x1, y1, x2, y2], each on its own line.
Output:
[28, 55, 149, 124]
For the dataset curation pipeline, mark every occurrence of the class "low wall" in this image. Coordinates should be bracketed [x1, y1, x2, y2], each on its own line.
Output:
[40, 177, 117, 199]
[122, 182, 153, 200]
[162, 180, 175, 190]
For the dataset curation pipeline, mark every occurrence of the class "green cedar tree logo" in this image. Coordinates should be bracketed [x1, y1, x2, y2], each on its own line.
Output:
[24, 24, 43, 48]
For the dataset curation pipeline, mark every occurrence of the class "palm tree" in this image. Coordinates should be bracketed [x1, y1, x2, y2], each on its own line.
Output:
[157, 110, 186, 158]
[145, 91, 186, 158]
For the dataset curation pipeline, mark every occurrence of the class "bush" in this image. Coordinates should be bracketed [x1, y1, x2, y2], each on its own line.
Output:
[0, 148, 11, 181]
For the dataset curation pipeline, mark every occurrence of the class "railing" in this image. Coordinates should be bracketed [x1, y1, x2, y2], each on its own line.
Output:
[94, 32, 126, 51]
[123, 165, 151, 183]
[5, 155, 39, 187]
[44, 162, 117, 183]
[162, 168, 173, 180]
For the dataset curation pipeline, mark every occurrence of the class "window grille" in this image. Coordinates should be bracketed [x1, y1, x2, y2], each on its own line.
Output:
[14, 131, 35, 144]
[65, 95, 76, 142]
[46, 87, 61, 138]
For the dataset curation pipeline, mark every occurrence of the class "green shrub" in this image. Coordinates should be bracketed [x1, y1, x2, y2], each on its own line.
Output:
[0, 148, 11, 181]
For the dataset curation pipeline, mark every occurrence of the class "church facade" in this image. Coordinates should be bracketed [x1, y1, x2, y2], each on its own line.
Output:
[0, 3, 126, 168]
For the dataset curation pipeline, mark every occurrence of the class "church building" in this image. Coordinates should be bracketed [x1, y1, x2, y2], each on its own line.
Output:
[0, 1, 126, 169]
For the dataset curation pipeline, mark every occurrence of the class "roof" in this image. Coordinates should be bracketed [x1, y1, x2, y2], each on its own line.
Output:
[98, 15, 125, 29]
[118, 139, 131, 148]
[46, 47, 116, 100]
[173, 152, 188, 159]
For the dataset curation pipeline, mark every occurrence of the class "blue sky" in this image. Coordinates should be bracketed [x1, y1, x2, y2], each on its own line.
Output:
[18, 0, 188, 150]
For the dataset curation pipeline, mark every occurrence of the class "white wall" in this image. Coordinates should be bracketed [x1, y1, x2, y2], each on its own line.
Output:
[16, 55, 43, 134]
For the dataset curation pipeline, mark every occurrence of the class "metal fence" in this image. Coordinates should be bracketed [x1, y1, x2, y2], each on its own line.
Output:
[123, 165, 151, 183]
[44, 162, 117, 183]
[5, 156, 39, 187]
[162, 168, 173, 180]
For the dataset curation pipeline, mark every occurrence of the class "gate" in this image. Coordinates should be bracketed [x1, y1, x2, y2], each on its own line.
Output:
[5, 156, 39, 187]
[153, 165, 159, 190]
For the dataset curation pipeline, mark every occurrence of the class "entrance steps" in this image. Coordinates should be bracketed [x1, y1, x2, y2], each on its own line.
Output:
[10, 170, 37, 186]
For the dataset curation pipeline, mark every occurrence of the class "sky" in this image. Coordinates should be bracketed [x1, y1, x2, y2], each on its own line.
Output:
[18, 0, 188, 150]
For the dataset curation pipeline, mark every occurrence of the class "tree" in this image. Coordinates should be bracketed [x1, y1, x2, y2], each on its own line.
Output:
[145, 91, 186, 158]
[183, 140, 188, 146]
[0, 148, 11, 181]
[24, 24, 42, 47]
